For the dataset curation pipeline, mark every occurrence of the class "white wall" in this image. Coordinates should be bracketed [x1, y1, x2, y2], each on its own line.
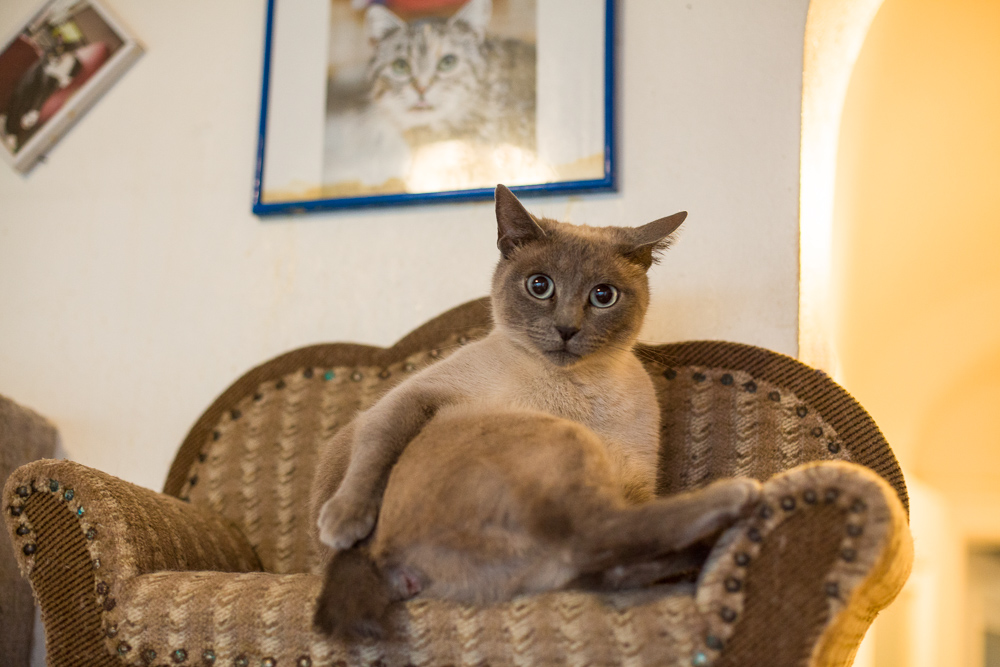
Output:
[0, 0, 808, 493]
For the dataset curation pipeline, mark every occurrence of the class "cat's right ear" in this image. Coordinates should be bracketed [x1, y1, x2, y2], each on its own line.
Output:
[366, 4, 406, 43]
[495, 184, 546, 259]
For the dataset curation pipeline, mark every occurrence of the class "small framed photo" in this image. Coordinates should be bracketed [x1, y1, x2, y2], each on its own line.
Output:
[253, 0, 615, 215]
[0, 0, 142, 173]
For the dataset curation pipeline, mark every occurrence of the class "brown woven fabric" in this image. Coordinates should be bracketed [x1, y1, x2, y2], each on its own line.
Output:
[3, 298, 912, 667]
[0, 395, 58, 667]
[111, 572, 700, 666]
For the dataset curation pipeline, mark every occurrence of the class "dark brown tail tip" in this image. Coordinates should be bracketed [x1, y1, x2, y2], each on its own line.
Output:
[313, 549, 391, 639]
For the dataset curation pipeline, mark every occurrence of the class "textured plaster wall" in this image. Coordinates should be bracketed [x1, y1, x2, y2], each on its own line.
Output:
[0, 0, 808, 493]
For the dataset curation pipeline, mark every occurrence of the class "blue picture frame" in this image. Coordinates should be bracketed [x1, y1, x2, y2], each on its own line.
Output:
[252, 0, 615, 216]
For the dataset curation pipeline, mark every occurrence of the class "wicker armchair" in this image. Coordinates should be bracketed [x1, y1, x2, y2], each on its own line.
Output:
[3, 298, 911, 667]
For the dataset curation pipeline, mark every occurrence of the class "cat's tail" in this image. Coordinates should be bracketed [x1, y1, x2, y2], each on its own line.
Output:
[313, 548, 392, 639]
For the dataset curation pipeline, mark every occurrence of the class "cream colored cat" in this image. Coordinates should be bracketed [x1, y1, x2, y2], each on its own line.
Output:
[310, 185, 760, 637]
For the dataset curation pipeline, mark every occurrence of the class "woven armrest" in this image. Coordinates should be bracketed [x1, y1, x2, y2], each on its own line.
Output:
[694, 461, 912, 667]
[3, 459, 263, 667]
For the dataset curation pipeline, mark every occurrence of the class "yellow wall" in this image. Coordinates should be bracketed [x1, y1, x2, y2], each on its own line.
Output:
[834, 0, 1000, 664]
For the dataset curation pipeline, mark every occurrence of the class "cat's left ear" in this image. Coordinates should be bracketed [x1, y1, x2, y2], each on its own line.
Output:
[623, 212, 688, 270]
[449, 0, 492, 39]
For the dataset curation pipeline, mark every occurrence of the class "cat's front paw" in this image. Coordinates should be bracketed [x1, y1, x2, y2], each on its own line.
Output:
[318, 494, 379, 550]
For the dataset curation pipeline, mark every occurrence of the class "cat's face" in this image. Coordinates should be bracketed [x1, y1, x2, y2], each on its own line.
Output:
[365, 0, 490, 132]
[490, 186, 687, 367]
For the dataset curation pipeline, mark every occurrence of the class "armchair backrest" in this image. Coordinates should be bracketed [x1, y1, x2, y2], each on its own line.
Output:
[165, 298, 906, 575]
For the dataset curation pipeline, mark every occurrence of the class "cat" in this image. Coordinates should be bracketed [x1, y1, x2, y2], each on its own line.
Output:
[364, 0, 536, 151]
[3, 48, 80, 151]
[310, 185, 761, 638]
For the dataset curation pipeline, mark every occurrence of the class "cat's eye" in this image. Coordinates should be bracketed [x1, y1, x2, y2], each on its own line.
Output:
[526, 274, 555, 300]
[589, 284, 618, 308]
[437, 54, 458, 71]
[391, 58, 410, 75]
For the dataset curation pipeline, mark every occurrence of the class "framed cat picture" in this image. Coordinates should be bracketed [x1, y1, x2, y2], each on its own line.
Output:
[0, 0, 142, 173]
[253, 0, 615, 215]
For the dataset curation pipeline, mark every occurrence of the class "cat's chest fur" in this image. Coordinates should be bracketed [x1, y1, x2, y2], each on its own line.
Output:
[421, 331, 660, 480]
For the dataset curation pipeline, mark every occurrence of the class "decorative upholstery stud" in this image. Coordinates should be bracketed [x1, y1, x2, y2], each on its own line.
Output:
[16, 485, 30, 497]
[104, 598, 116, 611]
[803, 489, 818, 504]
[747, 527, 762, 543]
[16, 525, 30, 536]
[296, 657, 312, 667]
[212, 431, 221, 441]
[827, 441, 842, 454]
[720, 606, 737, 622]
[142, 648, 157, 662]
[23, 543, 36, 555]
[303, 368, 314, 378]
[851, 499, 867, 513]
[720, 373, 734, 386]
[796, 406, 808, 418]
[734, 552, 750, 567]
[106, 624, 118, 638]
[724, 576, 742, 593]
[253, 392, 263, 401]
[9, 505, 22, 517]
[693, 372, 706, 382]
[172, 648, 188, 663]
[379, 369, 391, 379]
[825, 581, 840, 598]
[847, 523, 864, 537]
[692, 651, 709, 666]
[824, 488, 839, 504]
[351, 371, 363, 382]
[404, 363, 416, 372]
[841, 548, 857, 563]
[235, 655, 249, 667]
[63, 489, 74, 501]
[97, 581, 109, 595]
[230, 409, 242, 420]
[458, 335, 469, 344]
[811, 427, 823, 437]
[276, 380, 286, 390]
[781, 496, 796, 511]
[663, 368, 677, 380]
[202, 649, 216, 663]
[429, 349, 442, 358]
[117, 641, 131, 655]
[324, 370, 335, 381]
[768, 391, 781, 402]
[743, 381, 757, 393]
[48, 479, 59, 492]
[77, 506, 85, 516]
[706, 635, 724, 651]
[262, 658, 277, 667]
[758, 504, 773, 519]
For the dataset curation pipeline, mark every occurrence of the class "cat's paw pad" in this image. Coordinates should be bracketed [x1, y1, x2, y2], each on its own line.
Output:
[318, 495, 379, 550]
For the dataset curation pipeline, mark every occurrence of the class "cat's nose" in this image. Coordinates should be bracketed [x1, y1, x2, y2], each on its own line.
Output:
[556, 326, 580, 342]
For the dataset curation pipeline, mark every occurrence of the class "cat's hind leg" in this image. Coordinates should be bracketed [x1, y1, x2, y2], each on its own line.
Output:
[576, 477, 762, 574]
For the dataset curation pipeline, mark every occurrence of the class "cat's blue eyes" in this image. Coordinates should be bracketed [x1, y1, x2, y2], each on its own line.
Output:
[526, 274, 554, 300]
[438, 54, 458, 71]
[589, 284, 619, 308]
[391, 58, 410, 75]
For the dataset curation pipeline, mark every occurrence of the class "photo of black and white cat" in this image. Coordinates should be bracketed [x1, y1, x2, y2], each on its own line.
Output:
[0, 0, 140, 172]
[321, 0, 540, 196]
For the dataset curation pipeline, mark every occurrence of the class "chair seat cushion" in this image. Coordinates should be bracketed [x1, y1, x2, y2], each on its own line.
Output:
[109, 571, 703, 666]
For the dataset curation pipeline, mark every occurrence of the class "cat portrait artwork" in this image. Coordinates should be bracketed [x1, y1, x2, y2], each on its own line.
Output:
[0, 0, 141, 173]
[310, 185, 762, 638]
[321, 0, 539, 196]
[253, 0, 615, 213]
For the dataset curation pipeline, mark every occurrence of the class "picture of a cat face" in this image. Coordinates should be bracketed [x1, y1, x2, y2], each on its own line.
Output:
[366, 0, 491, 133]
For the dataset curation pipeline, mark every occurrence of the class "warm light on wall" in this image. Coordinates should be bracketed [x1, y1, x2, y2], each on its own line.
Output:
[799, 0, 883, 374]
